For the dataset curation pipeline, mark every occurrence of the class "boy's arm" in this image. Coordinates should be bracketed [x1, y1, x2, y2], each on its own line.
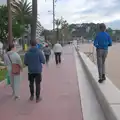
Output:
[108, 35, 112, 46]
[93, 35, 98, 48]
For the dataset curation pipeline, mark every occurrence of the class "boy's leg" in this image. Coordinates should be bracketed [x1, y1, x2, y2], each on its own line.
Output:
[102, 50, 108, 79]
[96, 49, 103, 80]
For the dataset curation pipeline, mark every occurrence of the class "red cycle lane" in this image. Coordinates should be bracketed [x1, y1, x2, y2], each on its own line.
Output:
[0, 46, 83, 120]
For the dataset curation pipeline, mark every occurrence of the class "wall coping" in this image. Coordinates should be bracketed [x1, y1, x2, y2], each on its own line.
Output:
[78, 51, 120, 120]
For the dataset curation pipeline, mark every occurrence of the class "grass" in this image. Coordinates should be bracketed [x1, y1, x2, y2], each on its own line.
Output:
[20, 55, 26, 68]
[0, 55, 25, 81]
[0, 68, 7, 81]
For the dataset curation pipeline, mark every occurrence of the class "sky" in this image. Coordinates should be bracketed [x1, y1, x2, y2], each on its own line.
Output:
[1, 0, 120, 29]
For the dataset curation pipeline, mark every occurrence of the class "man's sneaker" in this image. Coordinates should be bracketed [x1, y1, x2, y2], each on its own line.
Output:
[30, 96, 34, 101]
[36, 97, 42, 103]
[98, 79, 104, 83]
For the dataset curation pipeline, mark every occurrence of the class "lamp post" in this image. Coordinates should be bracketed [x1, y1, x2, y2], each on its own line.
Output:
[7, 0, 13, 45]
[53, 0, 55, 30]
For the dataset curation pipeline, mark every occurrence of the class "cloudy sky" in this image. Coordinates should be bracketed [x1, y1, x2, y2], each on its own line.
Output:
[1, 0, 120, 29]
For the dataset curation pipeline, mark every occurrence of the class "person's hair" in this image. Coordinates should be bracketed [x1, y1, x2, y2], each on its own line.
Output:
[46, 44, 48, 47]
[8, 43, 15, 51]
[30, 40, 37, 46]
[99, 23, 106, 31]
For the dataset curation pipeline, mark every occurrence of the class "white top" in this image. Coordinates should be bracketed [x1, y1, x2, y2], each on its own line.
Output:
[0, 42, 3, 49]
[53, 43, 63, 53]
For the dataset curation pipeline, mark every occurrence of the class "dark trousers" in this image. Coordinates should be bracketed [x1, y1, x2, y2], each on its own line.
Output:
[45, 55, 50, 64]
[55, 52, 61, 64]
[28, 73, 42, 98]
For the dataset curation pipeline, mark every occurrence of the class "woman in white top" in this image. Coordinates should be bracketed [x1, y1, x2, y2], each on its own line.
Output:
[53, 42, 63, 65]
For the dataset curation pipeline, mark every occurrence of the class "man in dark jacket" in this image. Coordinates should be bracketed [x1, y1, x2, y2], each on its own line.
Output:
[24, 40, 45, 103]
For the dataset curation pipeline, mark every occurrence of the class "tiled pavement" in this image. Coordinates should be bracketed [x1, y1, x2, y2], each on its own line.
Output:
[0, 46, 83, 120]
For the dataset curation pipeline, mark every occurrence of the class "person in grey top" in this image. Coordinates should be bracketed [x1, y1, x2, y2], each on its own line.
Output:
[43, 44, 51, 64]
[4, 44, 23, 100]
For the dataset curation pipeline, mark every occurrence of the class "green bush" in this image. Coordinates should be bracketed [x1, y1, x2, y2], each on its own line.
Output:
[0, 69, 7, 81]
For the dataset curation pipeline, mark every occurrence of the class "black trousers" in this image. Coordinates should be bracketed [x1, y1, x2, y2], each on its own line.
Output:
[45, 55, 50, 64]
[28, 73, 42, 98]
[55, 52, 61, 64]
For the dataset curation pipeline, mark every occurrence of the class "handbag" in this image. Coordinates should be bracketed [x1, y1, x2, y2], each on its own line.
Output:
[7, 54, 21, 75]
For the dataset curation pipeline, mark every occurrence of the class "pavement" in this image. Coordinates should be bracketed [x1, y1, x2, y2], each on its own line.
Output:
[0, 46, 83, 120]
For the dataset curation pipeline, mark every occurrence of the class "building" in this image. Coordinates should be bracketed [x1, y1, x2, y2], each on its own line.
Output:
[36, 21, 45, 42]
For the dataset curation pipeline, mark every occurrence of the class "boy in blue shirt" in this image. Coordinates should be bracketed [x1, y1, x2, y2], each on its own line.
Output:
[94, 23, 112, 83]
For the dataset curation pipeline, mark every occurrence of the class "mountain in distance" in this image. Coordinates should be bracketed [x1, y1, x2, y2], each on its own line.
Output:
[106, 20, 120, 30]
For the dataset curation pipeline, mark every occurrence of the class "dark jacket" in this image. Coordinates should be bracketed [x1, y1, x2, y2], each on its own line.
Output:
[24, 47, 45, 73]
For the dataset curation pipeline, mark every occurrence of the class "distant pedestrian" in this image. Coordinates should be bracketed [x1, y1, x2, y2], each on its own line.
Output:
[24, 40, 45, 103]
[4, 44, 23, 100]
[36, 40, 43, 50]
[53, 42, 63, 65]
[94, 23, 112, 83]
[43, 44, 51, 64]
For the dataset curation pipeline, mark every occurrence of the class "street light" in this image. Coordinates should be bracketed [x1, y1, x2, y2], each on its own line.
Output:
[7, 0, 13, 45]
[53, 0, 55, 30]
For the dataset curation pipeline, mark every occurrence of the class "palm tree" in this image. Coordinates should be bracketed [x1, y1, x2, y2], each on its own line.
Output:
[11, 0, 32, 25]
[61, 20, 69, 43]
[55, 19, 61, 41]
[11, 0, 32, 48]
[31, 0, 37, 41]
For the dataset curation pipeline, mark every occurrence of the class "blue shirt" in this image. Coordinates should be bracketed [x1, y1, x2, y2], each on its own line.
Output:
[94, 32, 112, 50]
[36, 44, 43, 49]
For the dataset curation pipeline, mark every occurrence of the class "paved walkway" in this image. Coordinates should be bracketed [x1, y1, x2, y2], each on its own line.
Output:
[0, 46, 83, 120]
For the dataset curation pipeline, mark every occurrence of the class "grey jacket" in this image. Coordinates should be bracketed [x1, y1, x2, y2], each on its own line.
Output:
[43, 47, 51, 55]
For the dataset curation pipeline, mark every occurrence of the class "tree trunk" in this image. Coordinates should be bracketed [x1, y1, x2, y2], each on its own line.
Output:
[31, 0, 37, 41]
[7, 0, 13, 45]
[57, 27, 59, 42]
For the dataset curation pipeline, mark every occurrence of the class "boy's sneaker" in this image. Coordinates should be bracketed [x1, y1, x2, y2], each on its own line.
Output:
[98, 79, 104, 83]
[102, 74, 106, 80]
